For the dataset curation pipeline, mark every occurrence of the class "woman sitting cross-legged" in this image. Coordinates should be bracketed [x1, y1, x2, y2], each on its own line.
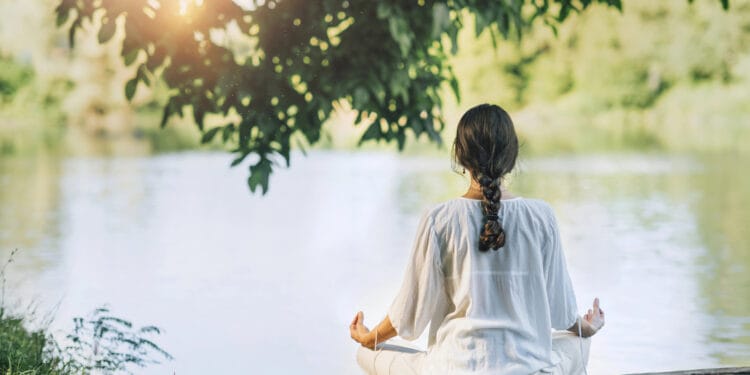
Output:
[349, 104, 605, 375]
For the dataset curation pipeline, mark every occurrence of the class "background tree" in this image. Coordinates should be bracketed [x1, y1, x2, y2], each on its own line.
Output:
[55, 0, 726, 193]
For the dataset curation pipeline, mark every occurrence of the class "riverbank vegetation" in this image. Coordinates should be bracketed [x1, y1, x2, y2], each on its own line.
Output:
[445, 0, 750, 155]
[0, 250, 171, 374]
[0, 306, 172, 374]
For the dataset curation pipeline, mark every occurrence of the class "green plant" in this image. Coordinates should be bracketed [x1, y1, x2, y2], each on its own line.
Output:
[59, 306, 173, 374]
[0, 307, 62, 375]
[0, 250, 172, 374]
[0, 57, 34, 102]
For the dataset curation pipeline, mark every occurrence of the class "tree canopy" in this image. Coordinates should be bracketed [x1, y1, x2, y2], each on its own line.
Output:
[55, 0, 728, 193]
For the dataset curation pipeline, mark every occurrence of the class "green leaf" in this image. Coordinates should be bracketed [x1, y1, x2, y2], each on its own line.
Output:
[424, 118, 442, 144]
[546, 21, 559, 37]
[449, 75, 461, 103]
[193, 105, 205, 130]
[222, 123, 235, 143]
[98, 19, 117, 44]
[123, 49, 139, 66]
[124, 78, 137, 101]
[238, 120, 251, 144]
[396, 129, 406, 150]
[68, 19, 81, 48]
[137, 64, 150, 86]
[388, 17, 411, 57]
[294, 137, 308, 157]
[56, 9, 70, 27]
[376, 3, 391, 18]
[488, 27, 498, 49]
[278, 145, 291, 167]
[447, 28, 459, 55]
[248, 158, 272, 194]
[230, 151, 250, 167]
[160, 100, 173, 128]
[201, 127, 221, 144]
[390, 77, 409, 104]
[498, 13, 510, 39]
[475, 13, 486, 37]
[353, 87, 369, 108]
[359, 122, 381, 145]
[431, 4, 450, 38]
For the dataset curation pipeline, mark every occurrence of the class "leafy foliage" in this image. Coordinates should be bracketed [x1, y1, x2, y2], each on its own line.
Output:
[55, 0, 632, 193]
[1, 250, 171, 375]
[444, 0, 746, 154]
[0, 305, 172, 375]
[60, 306, 173, 374]
[0, 307, 61, 374]
[0, 56, 34, 102]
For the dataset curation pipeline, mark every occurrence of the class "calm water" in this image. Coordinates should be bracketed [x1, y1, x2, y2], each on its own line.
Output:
[0, 151, 748, 374]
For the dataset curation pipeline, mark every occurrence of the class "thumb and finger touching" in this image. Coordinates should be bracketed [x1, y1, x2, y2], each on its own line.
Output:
[588, 297, 605, 330]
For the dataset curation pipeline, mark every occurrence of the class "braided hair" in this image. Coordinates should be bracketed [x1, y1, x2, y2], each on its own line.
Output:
[452, 104, 519, 252]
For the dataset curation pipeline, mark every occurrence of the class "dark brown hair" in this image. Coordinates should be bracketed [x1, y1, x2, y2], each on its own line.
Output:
[452, 104, 519, 251]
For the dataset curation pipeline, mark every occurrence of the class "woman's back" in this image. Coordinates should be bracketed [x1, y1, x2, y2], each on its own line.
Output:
[388, 197, 578, 374]
[350, 104, 603, 375]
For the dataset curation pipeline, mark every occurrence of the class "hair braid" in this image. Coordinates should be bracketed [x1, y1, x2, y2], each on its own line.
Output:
[452, 103, 518, 253]
[477, 172, 506, 251]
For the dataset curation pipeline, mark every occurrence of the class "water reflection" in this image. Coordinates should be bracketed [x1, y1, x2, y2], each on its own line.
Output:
[0, 157, 63, 296]
[0, 151, 747, 374]
[514, 154, 711, 373]
[692, 154, 750, 364]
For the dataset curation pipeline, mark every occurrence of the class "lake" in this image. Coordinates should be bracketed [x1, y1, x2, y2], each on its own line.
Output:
[1, 150, 748, 374]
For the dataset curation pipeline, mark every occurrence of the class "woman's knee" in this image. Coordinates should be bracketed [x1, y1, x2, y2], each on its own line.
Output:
[356, 346, 374, 373]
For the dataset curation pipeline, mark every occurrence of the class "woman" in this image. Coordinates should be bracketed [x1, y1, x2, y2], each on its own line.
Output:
[349, 104, 605, 375]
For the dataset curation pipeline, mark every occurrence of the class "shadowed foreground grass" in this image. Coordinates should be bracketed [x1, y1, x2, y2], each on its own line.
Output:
[0, 307, 61, 375]
[0, 250, 172, 375]
[0, 302, 172, 375]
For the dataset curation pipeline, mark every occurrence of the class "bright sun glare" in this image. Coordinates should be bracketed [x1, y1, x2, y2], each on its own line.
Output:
[178, 0, 204, 16]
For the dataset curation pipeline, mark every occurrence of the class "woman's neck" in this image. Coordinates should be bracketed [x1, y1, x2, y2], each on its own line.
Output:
[462, 180, 516, 201]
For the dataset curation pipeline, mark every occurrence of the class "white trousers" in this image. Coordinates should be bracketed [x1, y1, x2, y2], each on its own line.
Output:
[356, 331, 591, 375]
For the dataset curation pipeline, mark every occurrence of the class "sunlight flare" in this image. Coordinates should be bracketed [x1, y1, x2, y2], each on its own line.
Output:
[178, 0, 204, 16]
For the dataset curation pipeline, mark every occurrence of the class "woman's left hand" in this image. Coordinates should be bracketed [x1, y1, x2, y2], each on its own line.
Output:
[349, 311, 373, 349]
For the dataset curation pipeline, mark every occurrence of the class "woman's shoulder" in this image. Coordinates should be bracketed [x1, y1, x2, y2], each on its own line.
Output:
[437, 196, 554, 210]
[414, 198, 475, 229]
[515, 197, 555, 213]
[508, 197, 559, 224]
[420, 196, 558, 225]
[426, 197, 479, 215]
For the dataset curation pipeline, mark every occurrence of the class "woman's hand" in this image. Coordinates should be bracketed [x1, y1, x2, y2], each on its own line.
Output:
[584, 297, 605, 333]
[568, 297, 605, 337]
[349, 311, 374, 349]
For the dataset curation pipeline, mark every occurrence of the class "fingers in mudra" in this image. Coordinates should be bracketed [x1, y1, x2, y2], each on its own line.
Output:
[587, 297, 605, 330]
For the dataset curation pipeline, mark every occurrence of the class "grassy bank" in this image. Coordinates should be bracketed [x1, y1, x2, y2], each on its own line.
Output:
[0, 305, 174, 375]
[0, 308, 61, 374]
[0, 250, 171, 375]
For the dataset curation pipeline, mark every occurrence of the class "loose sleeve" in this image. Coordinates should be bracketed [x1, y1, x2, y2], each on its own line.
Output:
[543, 207, 579, 330]
[387, 211, 445, 341]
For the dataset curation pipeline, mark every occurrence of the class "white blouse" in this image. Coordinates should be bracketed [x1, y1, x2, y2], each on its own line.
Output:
[388, 197, 578, 375]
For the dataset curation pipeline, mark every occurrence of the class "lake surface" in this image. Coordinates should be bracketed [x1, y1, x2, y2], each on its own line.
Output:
[1, 151, 748, 374]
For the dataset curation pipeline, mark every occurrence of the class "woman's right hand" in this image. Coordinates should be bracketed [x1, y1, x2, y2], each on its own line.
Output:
[584, 297, 605, 333]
